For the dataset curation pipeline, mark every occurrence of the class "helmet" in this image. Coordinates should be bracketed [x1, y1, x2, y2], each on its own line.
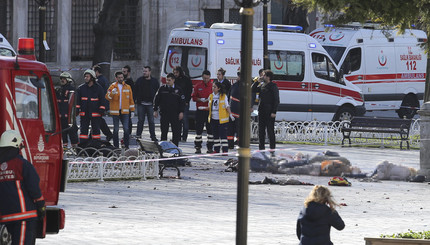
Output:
[0, 130, 24, 148]
[83, 69, 96, 80]
[60, 72, 73, 82]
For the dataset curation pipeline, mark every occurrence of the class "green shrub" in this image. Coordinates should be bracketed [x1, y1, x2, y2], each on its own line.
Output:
[380, 230, 430, 239]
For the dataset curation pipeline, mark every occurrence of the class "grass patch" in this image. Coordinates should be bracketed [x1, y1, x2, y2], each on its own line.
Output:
[381, 230, 430, 239]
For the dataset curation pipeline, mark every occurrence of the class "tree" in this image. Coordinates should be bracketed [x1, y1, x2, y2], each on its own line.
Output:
[292, 0, 430, 101]
[93, 0, 124, 77]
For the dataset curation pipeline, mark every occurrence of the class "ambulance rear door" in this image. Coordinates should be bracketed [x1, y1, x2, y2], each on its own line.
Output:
[163, 30, 209, 82]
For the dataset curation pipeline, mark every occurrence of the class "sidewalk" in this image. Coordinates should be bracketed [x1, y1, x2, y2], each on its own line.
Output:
[38, 125, 429, 245]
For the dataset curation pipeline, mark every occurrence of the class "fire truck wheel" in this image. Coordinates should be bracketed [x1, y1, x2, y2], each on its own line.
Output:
[334, 106, 354, 122]
[397, 94, 419, 119]
[0, 225, 12, 245]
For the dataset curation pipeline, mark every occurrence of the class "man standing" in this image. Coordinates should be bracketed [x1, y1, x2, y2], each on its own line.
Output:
[93, 65, 113, 142]
[76, 69, 106, 144]
[173, 66, 193, 142]
[153, 73, 185, 147]
[0, 130, 46, 245]
[122, 65, 134, 135]
[105, 71, 135, 149]
[192, 70, 214, 154]
[252, 70, 280, 154]
[56, 72, 79, 148]
[134, 66, 159, 141]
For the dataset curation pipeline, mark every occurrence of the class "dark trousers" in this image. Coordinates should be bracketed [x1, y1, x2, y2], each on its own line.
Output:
[100, 117, 113, 139]
[258, 111, 276, 150]
[180, 103, 190, 141]
[160, 112, 181, 147]
[194, 110, 213, 150]
[5, 219, 37, 245]
[211, 119, 228, 153]
[227, 118, 237, 148]
[80, 116, 101, 144]
[61, 118, 78, 146]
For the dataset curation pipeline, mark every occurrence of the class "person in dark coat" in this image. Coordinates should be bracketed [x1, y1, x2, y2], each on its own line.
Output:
[296, 185, 345, 245]
[56, 72, 78, 148]
[153, 73, 185, 147]
[93, 65, 113, 142]
[251, 69, 280, 154]
[0, 130, 46, 245]
[173, 66, 193, 142]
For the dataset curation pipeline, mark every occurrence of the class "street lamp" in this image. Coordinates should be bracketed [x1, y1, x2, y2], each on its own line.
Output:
[262, 0, 270, 69]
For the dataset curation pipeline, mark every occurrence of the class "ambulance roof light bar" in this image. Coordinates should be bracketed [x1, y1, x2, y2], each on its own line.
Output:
[184, 21, 206, 28]
[324, 22, 383, 30]
[267, 24, 303, 32]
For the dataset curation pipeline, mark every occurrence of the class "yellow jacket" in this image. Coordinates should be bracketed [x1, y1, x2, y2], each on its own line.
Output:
[208, 93, 229, 124]
[105, 82, 135, 115]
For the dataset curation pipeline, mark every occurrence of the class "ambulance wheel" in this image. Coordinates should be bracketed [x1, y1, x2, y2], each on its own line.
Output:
[397, 94, 419, 119]
[334, 106, 354, 122]
[0, 225, 12, 245]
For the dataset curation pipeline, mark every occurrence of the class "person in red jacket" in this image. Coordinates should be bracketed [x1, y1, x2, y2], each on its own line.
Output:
[0, 130, 45, 245]
[192, 70, 214, 154]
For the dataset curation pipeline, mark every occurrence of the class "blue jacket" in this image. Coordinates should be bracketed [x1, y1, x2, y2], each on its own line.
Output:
[296, 202, 345, 245]
[0, 155, 43, 223]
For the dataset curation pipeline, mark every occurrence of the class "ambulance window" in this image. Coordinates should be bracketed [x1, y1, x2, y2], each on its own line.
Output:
[187, 47, 207, 78]
[322, 46, 346, 65]
[0, 48, 15, 57]
[341, 48, 361, 74]
[15, 76, 39, 119]
[312, 53, 338, 82]
[268, 50, 304, 81]
[165, 46, 183, 74]
[164, 46, 207, 78]
[40, 75, 56, 132]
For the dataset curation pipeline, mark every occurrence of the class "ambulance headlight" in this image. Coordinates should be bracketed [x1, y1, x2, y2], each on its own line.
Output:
[309, 43, 317, 48]
[217, 39, 225, 45]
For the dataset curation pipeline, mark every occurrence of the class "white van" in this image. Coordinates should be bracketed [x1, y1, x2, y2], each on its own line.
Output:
[0, 33, 16, 56]
[161, 21, 365, 121]
[310, 24, 427, 118]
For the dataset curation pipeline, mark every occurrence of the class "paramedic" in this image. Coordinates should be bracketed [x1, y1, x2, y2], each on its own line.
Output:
[192, 70, 214, 154]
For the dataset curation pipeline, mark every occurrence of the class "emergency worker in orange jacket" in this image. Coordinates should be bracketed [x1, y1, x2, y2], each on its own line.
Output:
[105, 71, 135, 149]
[76, 69, 106, 144]
[0, 130, 46, 245]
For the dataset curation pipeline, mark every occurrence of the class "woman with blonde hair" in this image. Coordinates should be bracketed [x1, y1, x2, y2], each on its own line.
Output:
[296, 185, 345, 245]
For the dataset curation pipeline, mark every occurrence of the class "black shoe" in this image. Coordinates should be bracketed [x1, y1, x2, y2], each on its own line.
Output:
[195, 148, 201, 154]
[151, 138, 158, 142]
[206, 149, 214, 154]
[106, 135, 113, 142]
[228, 145, 235, 150]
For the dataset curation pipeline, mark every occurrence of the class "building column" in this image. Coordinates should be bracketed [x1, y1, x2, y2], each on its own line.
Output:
[418, 102, 430, 178]
[57, 0, 72, 70]
[12, 0, 28, 48]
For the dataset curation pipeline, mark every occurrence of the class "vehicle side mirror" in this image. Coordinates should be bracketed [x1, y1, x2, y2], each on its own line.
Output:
[338, 69, 345, 85]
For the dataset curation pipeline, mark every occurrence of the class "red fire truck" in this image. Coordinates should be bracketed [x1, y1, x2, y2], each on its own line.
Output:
[0, 37, 67, 243]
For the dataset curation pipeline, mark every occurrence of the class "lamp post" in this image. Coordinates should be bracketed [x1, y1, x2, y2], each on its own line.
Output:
[35, 0, 49, 62]
[233, 0, 259, 244]
[262, 0, 270, 69]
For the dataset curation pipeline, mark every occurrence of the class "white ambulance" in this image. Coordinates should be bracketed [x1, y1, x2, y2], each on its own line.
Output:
[161, 21, 365, 122]
[310, 24, 427, 118]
